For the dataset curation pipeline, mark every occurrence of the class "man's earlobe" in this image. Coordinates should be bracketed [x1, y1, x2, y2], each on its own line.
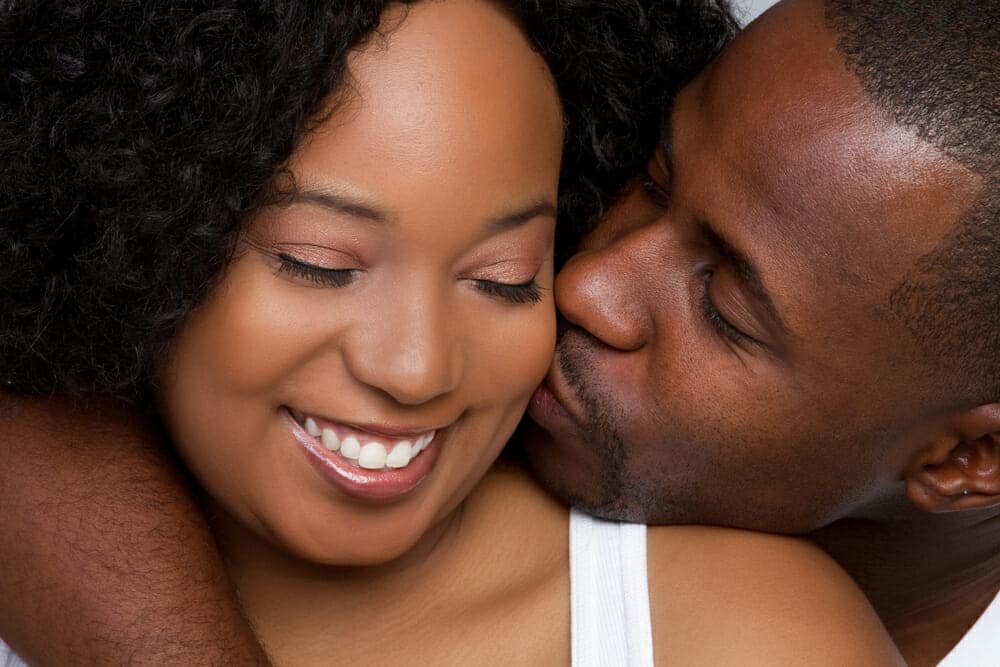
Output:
[905, 403, 1000, 513]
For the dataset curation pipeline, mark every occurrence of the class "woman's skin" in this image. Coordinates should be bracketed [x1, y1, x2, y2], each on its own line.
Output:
[157, 5, 565, 662]
[151, 2, 902, 665]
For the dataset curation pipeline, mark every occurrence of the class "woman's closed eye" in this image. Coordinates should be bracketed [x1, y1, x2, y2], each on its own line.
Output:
[243, 236, 362, 288]
[276, 252, 358, 288]
[278, 249, 546, 305]
[473, 277, 543, 305]
[465, 252, 548, 306]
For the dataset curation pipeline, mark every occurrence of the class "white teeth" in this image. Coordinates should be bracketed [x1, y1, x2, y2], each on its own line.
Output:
[386, 441, 413, 469]
[299, 414, 437, 470]
[340, 436, 361, 460]
[358, 442, 387, 469]
[415, 432, 434, 452]
[321, 428, 340, 452]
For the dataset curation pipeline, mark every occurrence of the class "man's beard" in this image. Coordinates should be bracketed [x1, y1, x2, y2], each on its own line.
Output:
[550, 323, 638, 520]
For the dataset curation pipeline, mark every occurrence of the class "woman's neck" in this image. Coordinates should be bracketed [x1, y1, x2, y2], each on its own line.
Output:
[209, 464, 569, 665]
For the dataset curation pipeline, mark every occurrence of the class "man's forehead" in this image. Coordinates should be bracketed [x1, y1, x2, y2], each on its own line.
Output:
[653, 0, 983, 357]
[692, 0, 879, 224]
[670, 0, 971, 284]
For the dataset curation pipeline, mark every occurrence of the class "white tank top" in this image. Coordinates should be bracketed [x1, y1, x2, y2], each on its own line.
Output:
[569, 508, 655, 667]
[0, 644, 25, 667]
[937, 587, 1000, 666]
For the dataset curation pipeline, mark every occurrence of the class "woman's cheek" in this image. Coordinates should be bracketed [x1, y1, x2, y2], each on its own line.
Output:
[480, 304, 556, 406]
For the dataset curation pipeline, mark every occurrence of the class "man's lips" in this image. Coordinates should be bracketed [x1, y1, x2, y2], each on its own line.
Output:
[528, 366, 582, 431]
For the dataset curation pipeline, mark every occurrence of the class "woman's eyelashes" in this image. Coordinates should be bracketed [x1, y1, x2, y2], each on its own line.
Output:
[473, 278, 543, 305]
[276, 252, 358, 287]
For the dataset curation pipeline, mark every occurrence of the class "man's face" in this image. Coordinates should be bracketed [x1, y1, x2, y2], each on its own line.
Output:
[524, 0, 980, 533]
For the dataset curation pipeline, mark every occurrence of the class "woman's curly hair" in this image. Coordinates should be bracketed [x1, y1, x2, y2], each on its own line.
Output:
[0, 0, 737, 402]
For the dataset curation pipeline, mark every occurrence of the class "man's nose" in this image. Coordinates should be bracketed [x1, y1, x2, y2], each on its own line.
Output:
[555, 220, 661, 352]
[343, 292, 461, 406]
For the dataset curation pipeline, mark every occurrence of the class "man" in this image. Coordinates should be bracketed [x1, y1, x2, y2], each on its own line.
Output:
[2, 0, 997, 665]
[524, 0, 1000, 663]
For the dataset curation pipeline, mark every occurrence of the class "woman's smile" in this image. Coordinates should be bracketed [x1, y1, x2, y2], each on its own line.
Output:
[286, 407, 447, 502]
[294, 406, 438, 469]
[157, 0, 561, 566]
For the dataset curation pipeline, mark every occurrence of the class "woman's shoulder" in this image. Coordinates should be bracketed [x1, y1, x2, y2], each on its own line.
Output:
[470, 460, 569, 520]
[645, 525, 904, 665]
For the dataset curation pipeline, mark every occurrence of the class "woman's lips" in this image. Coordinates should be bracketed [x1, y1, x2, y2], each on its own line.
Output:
[285, 408, 443, 503]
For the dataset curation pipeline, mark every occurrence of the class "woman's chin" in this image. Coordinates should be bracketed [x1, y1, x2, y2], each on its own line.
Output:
[281, 524, 430, 568]
[216, 501, 448, 572]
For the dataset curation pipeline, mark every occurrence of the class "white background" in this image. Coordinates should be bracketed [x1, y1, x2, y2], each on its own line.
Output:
[732, 0, 779, 25]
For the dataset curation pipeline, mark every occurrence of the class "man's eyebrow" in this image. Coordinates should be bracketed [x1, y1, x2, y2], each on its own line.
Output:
[486, 201, 557, 231]
[659, 106, 677, 197]
[281, 188, 391, 224]
[700, 221, 792, 337]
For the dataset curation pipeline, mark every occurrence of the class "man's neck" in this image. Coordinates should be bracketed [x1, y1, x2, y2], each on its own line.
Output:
[808, 502, 1000, 667]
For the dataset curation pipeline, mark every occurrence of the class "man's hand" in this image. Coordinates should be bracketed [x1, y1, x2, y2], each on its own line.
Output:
[0, 392, 270, 665]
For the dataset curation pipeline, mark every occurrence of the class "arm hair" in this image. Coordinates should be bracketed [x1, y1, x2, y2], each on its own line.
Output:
[0, 392, 270, 665]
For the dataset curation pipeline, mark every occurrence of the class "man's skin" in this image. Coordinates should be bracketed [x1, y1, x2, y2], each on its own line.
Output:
[0, 393, 269, 665]
[3, 0, 998, 665]
[523, 1, 1000, 664]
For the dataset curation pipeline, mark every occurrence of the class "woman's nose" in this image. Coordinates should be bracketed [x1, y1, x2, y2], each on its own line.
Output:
[343, 292, 461, 406]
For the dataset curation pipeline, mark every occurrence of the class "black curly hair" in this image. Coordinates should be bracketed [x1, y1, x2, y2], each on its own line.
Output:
[0, 0, 737, 402]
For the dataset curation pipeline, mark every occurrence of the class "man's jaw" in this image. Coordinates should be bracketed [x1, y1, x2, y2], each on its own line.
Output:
[525, 335, 635, 520]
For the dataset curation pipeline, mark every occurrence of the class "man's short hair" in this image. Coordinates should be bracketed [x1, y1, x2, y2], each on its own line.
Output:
[825, 0, 1000, 402]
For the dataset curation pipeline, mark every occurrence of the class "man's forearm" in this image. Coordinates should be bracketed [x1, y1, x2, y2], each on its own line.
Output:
[0, 392, 269, 665]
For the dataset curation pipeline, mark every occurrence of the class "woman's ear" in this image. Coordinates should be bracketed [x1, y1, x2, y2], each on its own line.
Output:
[905, 403, 1000, 513]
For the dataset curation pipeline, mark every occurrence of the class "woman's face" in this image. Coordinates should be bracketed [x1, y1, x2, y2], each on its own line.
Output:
[158, 0, 562, 564]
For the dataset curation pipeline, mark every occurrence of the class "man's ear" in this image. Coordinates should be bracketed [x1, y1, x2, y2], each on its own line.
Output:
[905, 403, 1000, 513]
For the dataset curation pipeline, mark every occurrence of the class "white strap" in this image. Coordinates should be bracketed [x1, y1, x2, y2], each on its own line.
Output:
[937, 588, 1000, 666]
[0, 640, 28, 667]
[570, 508, 654, 667]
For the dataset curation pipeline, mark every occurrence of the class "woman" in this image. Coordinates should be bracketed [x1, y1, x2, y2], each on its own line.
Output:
[0, 1, 902, 664]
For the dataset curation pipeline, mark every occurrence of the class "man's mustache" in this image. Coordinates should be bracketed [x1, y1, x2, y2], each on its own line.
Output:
[553, 320, 604, 423]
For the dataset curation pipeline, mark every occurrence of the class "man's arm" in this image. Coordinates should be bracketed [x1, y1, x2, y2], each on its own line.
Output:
[0, 392, 269, 665]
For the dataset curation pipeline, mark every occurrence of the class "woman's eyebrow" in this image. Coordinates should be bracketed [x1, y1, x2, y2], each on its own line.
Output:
[281, 186, 554, 233]
[284, 188, 391, 224]
[486, 201, 557, 231]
